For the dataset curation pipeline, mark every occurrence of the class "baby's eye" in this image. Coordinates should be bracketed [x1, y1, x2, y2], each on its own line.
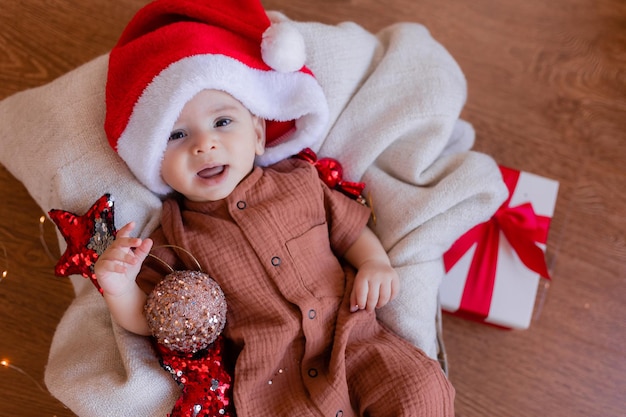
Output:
[215, 118, 232, 128]
[169, 130, 186, 141]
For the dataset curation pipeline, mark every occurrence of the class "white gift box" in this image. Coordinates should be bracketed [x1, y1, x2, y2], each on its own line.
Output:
[440, 167, 559, 329]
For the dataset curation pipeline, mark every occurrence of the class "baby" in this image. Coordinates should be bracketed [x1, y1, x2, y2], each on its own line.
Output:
[96, 88, 400, 333]
[96, 0, 454, 415]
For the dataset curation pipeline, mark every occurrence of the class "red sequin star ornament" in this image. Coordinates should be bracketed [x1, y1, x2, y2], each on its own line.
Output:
[48, 194, 116, 293]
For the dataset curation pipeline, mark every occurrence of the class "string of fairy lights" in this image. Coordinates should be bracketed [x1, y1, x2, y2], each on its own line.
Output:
[0, 216, 59, 405]
[0, 241, 6, 283]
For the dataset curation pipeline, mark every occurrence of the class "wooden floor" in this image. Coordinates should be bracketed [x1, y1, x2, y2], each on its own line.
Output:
[1, 0, 624, 416]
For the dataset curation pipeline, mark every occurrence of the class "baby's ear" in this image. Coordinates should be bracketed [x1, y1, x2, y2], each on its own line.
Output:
[254, 116, 266, 155]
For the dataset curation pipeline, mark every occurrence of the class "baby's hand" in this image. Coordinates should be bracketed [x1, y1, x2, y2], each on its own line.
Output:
[350, 260, 399, 313]
[94, 222, 153, 298]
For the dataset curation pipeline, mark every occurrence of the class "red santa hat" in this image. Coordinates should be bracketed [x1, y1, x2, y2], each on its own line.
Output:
[105, 0, 329, 195]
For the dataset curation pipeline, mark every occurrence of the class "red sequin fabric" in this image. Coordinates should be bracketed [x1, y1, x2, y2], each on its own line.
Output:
[156, 336, 234, 417]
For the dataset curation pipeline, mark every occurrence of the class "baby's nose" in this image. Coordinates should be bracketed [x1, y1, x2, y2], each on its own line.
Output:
[192, 132, 218, 154]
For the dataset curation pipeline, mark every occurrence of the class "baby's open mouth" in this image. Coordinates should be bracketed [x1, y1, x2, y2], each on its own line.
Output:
[197, 165, 225, 179]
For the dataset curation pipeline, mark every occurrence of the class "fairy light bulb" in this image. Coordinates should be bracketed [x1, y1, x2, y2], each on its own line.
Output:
[0, 240, 6, 283]
[1, 358, 48, 393]
[38, 214, 57, 262]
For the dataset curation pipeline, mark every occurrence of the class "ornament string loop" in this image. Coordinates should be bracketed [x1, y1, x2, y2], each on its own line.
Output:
[148, 245, 203, 274]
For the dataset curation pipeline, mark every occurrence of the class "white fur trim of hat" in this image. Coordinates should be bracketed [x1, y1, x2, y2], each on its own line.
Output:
[105, 0, 329, 195]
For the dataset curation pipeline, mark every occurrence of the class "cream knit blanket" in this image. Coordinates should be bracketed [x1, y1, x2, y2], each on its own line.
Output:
[0, 16, 506, 416]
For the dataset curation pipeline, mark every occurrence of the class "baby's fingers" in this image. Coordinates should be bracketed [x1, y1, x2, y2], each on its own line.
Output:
[375, 273, 400, 308]
[116, 221, 136, 238]
[364, 283, 380, 312]
[100, 244, 141, 267]
[349, 282, 362, 313]
[98, 225, 149, 267]
[376, 282, 392, 308]
[111, 222, 143, 249]
[350, 279, 373, 313]
[132, 238, 153, 263]
[94, 257, 130, 275]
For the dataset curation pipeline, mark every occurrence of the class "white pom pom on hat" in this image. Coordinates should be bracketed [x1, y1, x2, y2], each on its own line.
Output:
[105, 0, 328, 195]
[261, 21, 307, 73]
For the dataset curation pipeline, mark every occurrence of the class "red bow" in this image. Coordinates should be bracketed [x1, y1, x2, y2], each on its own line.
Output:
[443, 166, 552, 320]
[294, 148, 366, 199]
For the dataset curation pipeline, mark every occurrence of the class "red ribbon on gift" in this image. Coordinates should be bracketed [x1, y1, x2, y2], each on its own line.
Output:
[443, 166, 553, 321]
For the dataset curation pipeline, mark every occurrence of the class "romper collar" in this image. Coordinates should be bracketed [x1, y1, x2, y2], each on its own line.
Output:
[182, 165, 264, 214]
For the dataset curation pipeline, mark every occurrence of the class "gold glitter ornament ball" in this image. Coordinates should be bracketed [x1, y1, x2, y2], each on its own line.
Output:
[145, 270, 227, 353]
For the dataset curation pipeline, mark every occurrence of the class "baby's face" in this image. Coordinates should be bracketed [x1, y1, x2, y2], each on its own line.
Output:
[161, 89, 266, 202]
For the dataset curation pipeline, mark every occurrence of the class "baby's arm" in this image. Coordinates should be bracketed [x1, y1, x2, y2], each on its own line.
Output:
[343, 227, 400, 313]
[94, 222, 153, 335]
